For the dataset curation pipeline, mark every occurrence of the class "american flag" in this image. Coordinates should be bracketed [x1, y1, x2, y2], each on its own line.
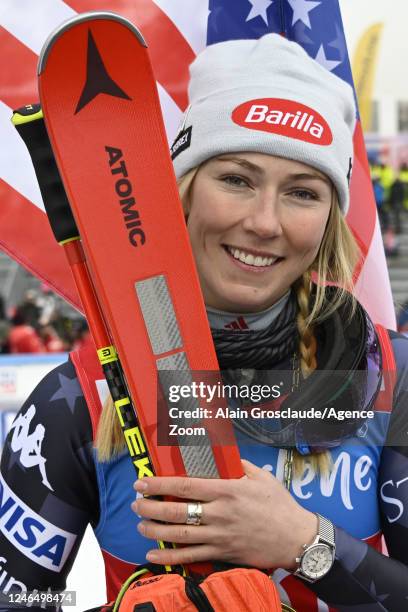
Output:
[0, 0, 395, 327]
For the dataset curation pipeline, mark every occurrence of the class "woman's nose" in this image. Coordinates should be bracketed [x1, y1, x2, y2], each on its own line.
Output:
[242, 196, 283, 238]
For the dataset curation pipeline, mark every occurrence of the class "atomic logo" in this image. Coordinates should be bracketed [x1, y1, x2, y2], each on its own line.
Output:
[75, 29, 131, 114]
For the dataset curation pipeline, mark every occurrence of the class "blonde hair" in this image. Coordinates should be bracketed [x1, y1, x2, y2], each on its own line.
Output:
[96, 165, 360, 478]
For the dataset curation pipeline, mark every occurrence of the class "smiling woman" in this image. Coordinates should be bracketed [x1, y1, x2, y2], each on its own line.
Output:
[177, 155, 357, 329]
[184, 153, 333, 313]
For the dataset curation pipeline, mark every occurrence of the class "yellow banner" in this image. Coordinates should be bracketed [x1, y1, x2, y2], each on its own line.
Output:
[352, 23, 384, 132]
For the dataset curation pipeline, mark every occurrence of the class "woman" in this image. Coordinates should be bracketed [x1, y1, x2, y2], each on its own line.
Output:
[1, 33, 407, 611]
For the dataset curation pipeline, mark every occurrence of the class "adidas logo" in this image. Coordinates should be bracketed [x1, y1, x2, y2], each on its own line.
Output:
[224, 316, 249, 331]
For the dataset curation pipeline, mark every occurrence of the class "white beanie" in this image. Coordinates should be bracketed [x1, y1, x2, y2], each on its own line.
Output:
[171, 34, 356, 215]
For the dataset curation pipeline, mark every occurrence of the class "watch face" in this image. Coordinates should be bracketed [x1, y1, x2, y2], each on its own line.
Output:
[301, 544, 334, 580]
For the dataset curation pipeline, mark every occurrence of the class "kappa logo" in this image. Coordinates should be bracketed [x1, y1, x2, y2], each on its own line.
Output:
[9, 405, 53, 491]
[0, 474, 76, 572]
[232, 98, 333, 145]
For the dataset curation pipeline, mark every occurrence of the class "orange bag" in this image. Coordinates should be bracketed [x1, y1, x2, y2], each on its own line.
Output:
[109, 563, 292, 611]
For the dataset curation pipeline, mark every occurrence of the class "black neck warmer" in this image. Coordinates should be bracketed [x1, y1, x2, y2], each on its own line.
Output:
[211, 291, 298, 369]
[211, 288, 382, 454]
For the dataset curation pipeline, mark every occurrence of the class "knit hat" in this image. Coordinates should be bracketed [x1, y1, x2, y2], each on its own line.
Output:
[171, 34, 356, 215]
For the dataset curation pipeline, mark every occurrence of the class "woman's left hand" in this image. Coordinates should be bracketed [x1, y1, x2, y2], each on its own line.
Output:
[132, 459, 317, 569]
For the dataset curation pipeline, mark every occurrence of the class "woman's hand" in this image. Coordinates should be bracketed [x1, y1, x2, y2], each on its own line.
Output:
[131, 459, 317, 568]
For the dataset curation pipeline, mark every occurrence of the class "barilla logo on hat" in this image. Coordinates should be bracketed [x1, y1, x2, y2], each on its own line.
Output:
[232, 98, 333, 145]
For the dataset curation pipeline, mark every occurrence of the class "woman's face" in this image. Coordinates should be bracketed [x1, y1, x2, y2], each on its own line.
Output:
[186, 152, 333, 313]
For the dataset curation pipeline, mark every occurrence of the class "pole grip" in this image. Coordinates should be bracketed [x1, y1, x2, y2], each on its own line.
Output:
[12, 103, 79, 244]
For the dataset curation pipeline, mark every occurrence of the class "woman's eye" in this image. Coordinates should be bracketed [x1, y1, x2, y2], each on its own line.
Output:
[289, 189, 318, 200]
[221, 175, 250, 188]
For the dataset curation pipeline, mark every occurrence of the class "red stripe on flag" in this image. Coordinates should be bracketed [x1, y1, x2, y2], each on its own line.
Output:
[365, 530, 382, 551]
[64, 0, 195, 110]
[0, 27, 39, 109]
[347, 121, 377, 278]
[0, 179, 81, 311]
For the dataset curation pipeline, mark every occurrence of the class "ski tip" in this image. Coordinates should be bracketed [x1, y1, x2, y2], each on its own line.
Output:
[37, 11, 147, 75]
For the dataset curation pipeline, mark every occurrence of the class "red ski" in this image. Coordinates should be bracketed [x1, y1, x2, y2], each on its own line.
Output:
[38, 12, 242, 481]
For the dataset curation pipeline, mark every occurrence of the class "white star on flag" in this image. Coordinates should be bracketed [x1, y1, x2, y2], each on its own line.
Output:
[314, 44, 342, 71]
[246, 0, 274, 26]
[293, 21, 314, 45]
[286, 0, 321, 29]
[328, 23, 347, 61]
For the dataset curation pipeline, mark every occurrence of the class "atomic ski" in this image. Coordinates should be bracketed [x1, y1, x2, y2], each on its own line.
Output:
[37, 12, 242, 481]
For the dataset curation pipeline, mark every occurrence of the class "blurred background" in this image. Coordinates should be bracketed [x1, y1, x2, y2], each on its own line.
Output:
[341, 0, 408, 331]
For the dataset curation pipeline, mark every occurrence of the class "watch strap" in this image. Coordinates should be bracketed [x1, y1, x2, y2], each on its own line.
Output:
[316, 513, 335, 547]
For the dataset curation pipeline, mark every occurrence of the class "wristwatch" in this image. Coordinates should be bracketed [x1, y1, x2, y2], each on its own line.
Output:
[293, 513, 335, 582]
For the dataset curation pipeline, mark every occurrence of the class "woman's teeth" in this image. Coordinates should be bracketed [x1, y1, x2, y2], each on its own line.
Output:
[227, 246, 278, 267]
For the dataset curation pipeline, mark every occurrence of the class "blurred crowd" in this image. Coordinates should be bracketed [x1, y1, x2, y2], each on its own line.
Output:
[370, 161, 408, 334]
[0, 288, 93, 354]
[371, 161, 408, 256]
